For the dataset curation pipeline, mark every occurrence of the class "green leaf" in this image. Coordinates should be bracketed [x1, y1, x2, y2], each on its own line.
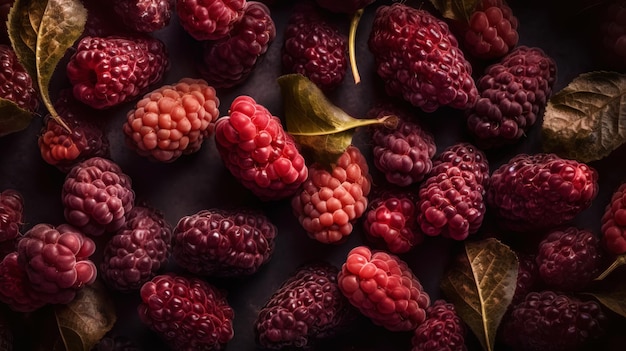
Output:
[542, 71, 626, 162]
[429, 0, 482, 22]
[440, 238, 519, 351]
[54, 281, 117, 351]
[0, 98, 35, 136]
[278, 73, 397, 165]
[587, 279, 626, 318]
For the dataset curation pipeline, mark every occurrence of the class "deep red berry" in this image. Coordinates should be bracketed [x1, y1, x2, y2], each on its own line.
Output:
[0, 44, 39, 114]
[113, 0, 174, 33]
[462, 0, 519, 59]
[215, 95, 308, 201]
[0, 252, 47, 312]
[0, 189, 23, 242]
[411, 300, 467, 351]
[431, 142, 490, 189]
[176, 0, 246, 40]
[138, 273, 235, 350]
[292, 145, 371, 244]
[254, 262, 356, 349]
[368, 3, 478, 112]
[512, 253, 539, 305]
[338, 246, 430, 331]
[601, 182, 626, 254]
[172, 209, 276, 277]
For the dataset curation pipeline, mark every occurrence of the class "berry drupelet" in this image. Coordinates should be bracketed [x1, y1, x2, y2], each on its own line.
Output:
[0, 189, 23, 242]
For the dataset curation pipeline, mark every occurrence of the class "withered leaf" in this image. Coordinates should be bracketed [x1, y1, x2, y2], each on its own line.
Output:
[54, 281, 117, 351]
[8, 0, 38, 79]
[278, 73, 397, 165]
[542, 71, 626, 162]
[0, 98, 35, 136]
[429, 0, 482, 22]
[440, 238, 518, 351]
[587, 279, 626, 318]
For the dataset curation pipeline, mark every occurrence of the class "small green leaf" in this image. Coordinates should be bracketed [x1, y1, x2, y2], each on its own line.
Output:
[587, 280, 626, 318]
[54, 281, 117, 351]
[429, 0, 482, 22]
[440, 238, 518, 351]
[0, 98, 34, 136]
[278, 73, 397, 165]
[542, 71, 626, 162]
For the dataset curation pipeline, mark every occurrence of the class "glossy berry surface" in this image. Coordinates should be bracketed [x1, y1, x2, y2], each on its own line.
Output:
[411, 299, 467, 351]
[430, 142, 490, 189]
[0, 44, 39, 114]
[0, 189, 23, 242]
[176, 0, 245, 40]
[113, 0, 174, 33]
[462, 0, 519, 59]
[601, 182, 626, 254]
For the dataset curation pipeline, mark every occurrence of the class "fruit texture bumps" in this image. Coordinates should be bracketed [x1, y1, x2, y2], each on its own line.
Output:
[460, 0, 519, 59]
[411, 300, 466, 351]
[282, 2, 348, 91]
[172, 208, 276, 277]
[601, 182, 626, 254]
[138, 273, 234, 350]
[100, 206, 172, 291]
[199, 1, 276, 89]
[62, 157, 135, 236]
[254, 262, 356, 349]
[113, 0, 174, 33]
[123, 78, 220, 162]
[0, 189, 23, 242]
[368, 3, 478, 112]
[466, 46, 557, 148]
[338, 246, 430, 331]
[487, 153, 598, 232]
[176, 0, 245, 40]
[292, 145, 371, 244]
[0, 44, 39, 114]
[66, 35, 169, 109]
[0, 252, 47, 312]
[215, 95, 308, 201]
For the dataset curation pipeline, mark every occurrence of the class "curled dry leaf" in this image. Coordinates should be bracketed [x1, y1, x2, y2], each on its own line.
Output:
[587, 279, 626, 319]
[0, 98, 34, 136]
[429, 0, 482, 22]
[542, 71, 626, 162]
[278, 73, 397, 166]
[440, 238, 518, 351]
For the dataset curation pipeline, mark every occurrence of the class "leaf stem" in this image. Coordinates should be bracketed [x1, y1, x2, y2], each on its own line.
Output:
[348, 9, 364, 85]
[595, 254, 626, 281]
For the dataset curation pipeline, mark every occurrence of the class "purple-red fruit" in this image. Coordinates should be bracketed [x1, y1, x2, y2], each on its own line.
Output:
[0, 190, 23, 242]
[100, 206, 172, 291]
[113, 0, 174, 33]
[0, 44, 39, 114]
[368, 3, 478, 112]
[337, 246, 430, 331]
[461, 0, 519, 59]
[254, 262, 356, 349]
[215, 95, 308, 201]
[601, 182, 626, 254]
[138, 273, 235, 350]
[172, 209, 276, 277]
[512, 253, 539, 305]
[411, 300, 467, 351]
[62, 157, 135, 236]
[487, 153, 598, 232]
[176, 0, 245, 40]
[199, 1, 276, 89]
[431, 142, 490, 189]
[0, 252, 47, 312]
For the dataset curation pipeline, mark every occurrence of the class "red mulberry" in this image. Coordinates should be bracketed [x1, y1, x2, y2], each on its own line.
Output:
[0, 189, 23, 242]
[431, 142, 490, 189]
[0, 252, 46, 312]
[113, 0, 174, 33]
[0, 44, 39, 114]
[176, 0, 245, 40]
[411, 300, 467, 351]
[601, 182, 626, 254]
[461, 0, 519, 59]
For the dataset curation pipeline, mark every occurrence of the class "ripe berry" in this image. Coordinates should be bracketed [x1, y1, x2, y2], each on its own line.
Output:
[462, 0, 519, 59]
[601, 182, 626, 254]
[431, 142, 490, 189]
[0, 44, 39, 113]
[368, 3, 478, 112]
[176, 0, 245, 40]
[512, 253, 539, 305]
[487, 153, 598, 232]
[123, 78, 220, 162]
[100, 206, 172, 291]
[411, 300, 467, 351]
[282, 2, 348, 91]
[66, 35, 169, 109]
[113, 0, 174, 33]
[138, 273, 235, 350]
[172, 208, 276, 277]
[292, 145, 371, 244]
[0, 189, 23, 242]
[254, 262, 356, 349]
[198, 1, 276, 89]
[0, 252, 47, 312]
[62, 157, 135, 236]
[215, 95, 308, 201]
[338, 246, 430, 331]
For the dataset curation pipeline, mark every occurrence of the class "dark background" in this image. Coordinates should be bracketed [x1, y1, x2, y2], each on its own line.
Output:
[1, 0, 626, 350]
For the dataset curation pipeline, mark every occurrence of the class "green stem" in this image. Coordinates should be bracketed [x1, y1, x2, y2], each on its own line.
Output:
[348, 9, 364, 85]
[595, 255, 626, 281]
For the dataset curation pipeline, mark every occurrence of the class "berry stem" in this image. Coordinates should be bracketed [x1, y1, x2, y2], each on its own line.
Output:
[594, 254, 626, 280]
[349, 9, 364, 85]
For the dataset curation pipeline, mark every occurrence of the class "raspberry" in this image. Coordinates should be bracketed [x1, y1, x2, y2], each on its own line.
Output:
[501, 291, 607, 351]
[411, 300, 466, 351]
[431, 142, 490, 189]
[66, 35, 169, 109]
[123, 78, 220, 162]
[369, 104, 436, 187]
[172, 208, 276, 277]
[113, 0, 174, 33]
[214, 95, 308, 201]
[38, 90, 110, 172]
[282, 2, 348, 91]
[0, 189, 23, 242]
[0, 44, 39, 113]
[601, 0, 626, 69]
[337, 246, 430, 331]
[0, 0, 14, 45]
[462, 0, 519, 59]
[466, 46, 557, 148]
[535, 227, 602, 291]
[601, 182, 626, 254]
[254, 262, 356, 349]
[138, 273, 235, 350]
[512, 253, 539, 305]
[487, 153, 598, 232]
[62, 157, 135, 236]
[363, 191, 423, 254]
[368, 3, 478, 112]
[198, 1, 276, 89]
[176, 0, 245, 40]
[0, 252, 47, 312]
[100, 206, 172, 292]
[17, 223, 97, 305]
[315, 0, 374, 13]
[291, 145, 371, 244]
